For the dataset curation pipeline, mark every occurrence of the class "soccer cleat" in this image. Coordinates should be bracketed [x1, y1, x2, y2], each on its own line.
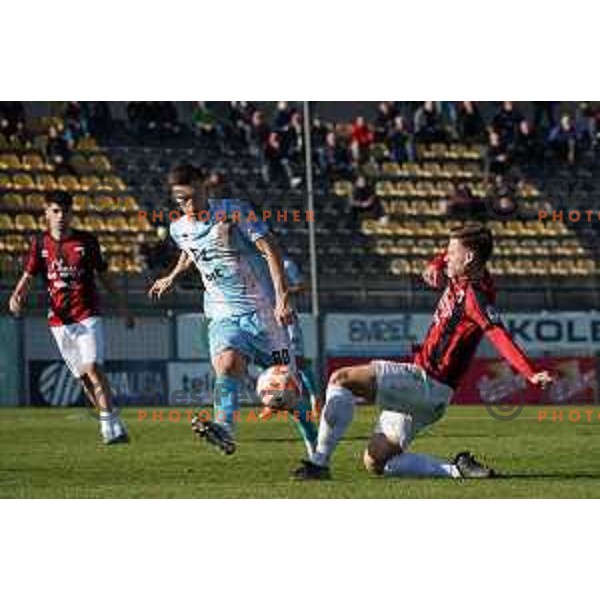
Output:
[103, 431, 130, 445]
[191, 417, 236, 455]
[453, 452, 496, 479]
[291, 459, 331, 481]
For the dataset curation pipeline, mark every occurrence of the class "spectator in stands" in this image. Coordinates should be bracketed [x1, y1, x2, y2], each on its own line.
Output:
[248, 109, 269, 158]
[438, 101, 458, 137]
[0, 101, 25, 136]
[457, 101, 485, 143]
[374, 102, 396, 142]
[45, 124, 71, 168]
[311, 116, 329, 148]
[487, 174, 518, 217]
[533, 101, 557, 131]
[577, 102, 598, 150]
[226, 101, 252, 151]
[274, 101, 292, 132]
[350, 175, 385, 224]
[445, 182, 486, 220]
[192, 101, 220, 148]
[414, 101, 445, 143]
[318, 131, 352, 183]
[264, 131, 295, 187]
[513, 119, 540, 169]
[157, 101, 181, 139]
[548, 114, 578, 165]
[63, 102, 89, 141]
[88, 102, 113, 138]
[486, 130, 509, 175]
[492, 101, 522, 145]
[281, 109, 303, 161]
[386, 115, 414, 164]
[9, 120, 34, 149]
[350, 116, 374, 163]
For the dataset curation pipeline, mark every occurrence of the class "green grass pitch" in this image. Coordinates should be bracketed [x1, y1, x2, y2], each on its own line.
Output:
[1, 406, 599, 498]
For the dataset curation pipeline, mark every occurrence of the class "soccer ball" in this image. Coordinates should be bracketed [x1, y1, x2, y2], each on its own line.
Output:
[256, 365, 301, 411]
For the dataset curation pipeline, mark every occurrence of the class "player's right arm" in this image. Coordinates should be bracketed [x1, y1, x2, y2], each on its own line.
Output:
[9, 272, 34, 316]
[9, 234, 41, 316]
[147, 250, 193, 299]
[422, 250, 447, 289]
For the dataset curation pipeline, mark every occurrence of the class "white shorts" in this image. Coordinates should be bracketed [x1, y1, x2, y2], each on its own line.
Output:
[50, 316, 105, 378]
[371, 360, 453, 450]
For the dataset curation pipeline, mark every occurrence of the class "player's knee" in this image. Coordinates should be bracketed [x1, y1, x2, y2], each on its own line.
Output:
[214, 351, 245, 377]
[329, 367, 353, 389]
[80, 363, 101, 381]
[363, 449, 384, 475]
[364, 433, 401, 476]
[329, 366, 374, 400]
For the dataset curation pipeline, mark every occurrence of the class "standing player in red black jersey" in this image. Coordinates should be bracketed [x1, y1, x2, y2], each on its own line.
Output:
[9, 191, 132, 444]
[293, 223, 555, 480]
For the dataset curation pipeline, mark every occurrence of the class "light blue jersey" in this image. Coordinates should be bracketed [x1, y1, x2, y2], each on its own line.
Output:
[169, 199, 274, 319]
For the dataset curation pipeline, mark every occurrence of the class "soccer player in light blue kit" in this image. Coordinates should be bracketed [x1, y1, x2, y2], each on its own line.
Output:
[149, 164, 317, 457]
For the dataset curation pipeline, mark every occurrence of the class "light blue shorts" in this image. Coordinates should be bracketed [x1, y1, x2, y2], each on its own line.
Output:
[209, 308, 290, 367]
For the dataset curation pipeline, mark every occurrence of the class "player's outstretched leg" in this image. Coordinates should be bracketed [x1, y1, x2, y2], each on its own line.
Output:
[381, 451, 496, 479]
[452, 452, 496, 478]
[364, 430, 495, 479]
[192, 350, 244, 455]
[292, 364, 374, 480]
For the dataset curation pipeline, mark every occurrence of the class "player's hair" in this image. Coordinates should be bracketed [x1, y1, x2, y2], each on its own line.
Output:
[449, 222, 493, 270]
[45, 190, 73, 211]
[168, 163, 204, 187]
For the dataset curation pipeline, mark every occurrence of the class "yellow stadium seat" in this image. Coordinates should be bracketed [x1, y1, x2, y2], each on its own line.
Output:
[15, 213, 38, 231]
[13, 173, 35, 190]
[22, 153, 47, 171]
[0, 214, 14, 230]
[58, 175, 81, 192]
[35, 174, 57, 191]
[2, 192, 25, 210]
[0, 153, 21, 170]
[25, 193, 45, 211]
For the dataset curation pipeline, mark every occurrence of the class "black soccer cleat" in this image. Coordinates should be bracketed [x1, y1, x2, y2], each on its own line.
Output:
[104, 431, 130, 445]
[453, 452, 497, 479]
[191, 417, 236, 455]
[291, 459, 331, 481]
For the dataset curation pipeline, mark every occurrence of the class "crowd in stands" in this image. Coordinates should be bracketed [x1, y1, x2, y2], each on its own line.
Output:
[3, 101, 600, 227]
[0, 100, 111, 175]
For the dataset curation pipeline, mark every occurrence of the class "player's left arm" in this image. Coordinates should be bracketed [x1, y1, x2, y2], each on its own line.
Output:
[255, 234, 294, 326]
[466, 288, 554, 388]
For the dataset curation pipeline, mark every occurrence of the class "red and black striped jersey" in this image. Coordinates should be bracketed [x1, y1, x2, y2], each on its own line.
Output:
[414, 252, 536, 389]
[25, 230, 108, 327]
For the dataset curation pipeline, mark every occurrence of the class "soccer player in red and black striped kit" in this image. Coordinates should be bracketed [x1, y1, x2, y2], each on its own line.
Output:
[293, 223, 555, 480]
[9, 191, 132, 444]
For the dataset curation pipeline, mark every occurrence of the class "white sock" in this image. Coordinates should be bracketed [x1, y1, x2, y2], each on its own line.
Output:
[99, 410, 112, 439]
[383, 452, 461, 479]
[312, 385, 355, 467]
